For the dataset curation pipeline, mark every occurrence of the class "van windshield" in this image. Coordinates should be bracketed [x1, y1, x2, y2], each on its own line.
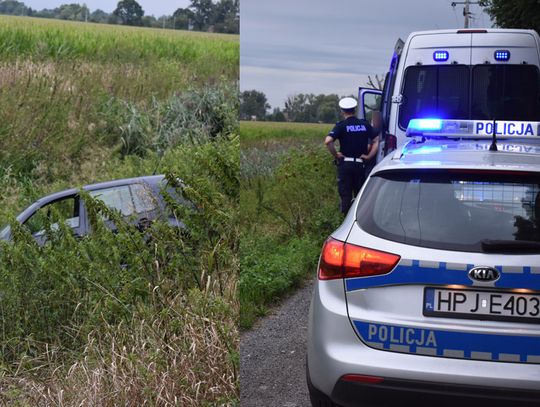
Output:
[356, 170, 540, 253]
[399, 65, 540, 129]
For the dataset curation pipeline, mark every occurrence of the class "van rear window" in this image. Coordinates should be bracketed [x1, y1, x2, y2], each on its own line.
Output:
[472, 65, 540, 121]
[399, 65, 470, 128]
[399, 65, 540, 129]
[356, 170, 540, 252]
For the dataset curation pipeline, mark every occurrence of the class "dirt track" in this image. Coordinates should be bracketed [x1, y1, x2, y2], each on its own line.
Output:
[240, 281, 314, 407]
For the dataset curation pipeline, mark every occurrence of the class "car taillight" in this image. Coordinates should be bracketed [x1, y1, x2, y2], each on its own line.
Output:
[341, 374, 384, 384]
[384, 133, 397, 155]
[318, 238, 400, 280]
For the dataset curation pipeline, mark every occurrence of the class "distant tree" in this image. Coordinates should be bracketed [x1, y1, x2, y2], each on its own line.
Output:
[240, 90, 270, 120]
[113, 0, 144, 26]
[57, 3, 88, 21]
[212, 0, 239, 33]
[317, 97, 340, 123]
[480, 0, 540, 34]
[89, 8, 109, 23]
[173, 7, 194, 30]
[366, 74, 384, 90]
[284, 94, 310, 122]
[141, 15, 157, 27]
[34, 8, 55, 18]
[0, 0, 30, 15]
[284, 93, 341, 123]
[189, 0, 214, 31]
[268, 107, 286, 122]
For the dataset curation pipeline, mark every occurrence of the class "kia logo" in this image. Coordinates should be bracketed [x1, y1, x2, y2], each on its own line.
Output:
[468, 266, 500, 283]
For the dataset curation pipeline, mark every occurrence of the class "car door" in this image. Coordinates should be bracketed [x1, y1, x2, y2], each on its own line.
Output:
[22, 194, 85, 245]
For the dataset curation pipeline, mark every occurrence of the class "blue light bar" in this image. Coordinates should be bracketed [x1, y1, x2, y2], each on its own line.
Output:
[433, 50, 449, 61]
[494, 50, 510, 61]
[406, 119, 540, 139]
[408, 118, 443, 131]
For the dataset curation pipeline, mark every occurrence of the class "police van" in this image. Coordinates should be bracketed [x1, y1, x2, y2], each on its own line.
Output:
[307, 28, 540, 407]
[357, 28, 540, 161]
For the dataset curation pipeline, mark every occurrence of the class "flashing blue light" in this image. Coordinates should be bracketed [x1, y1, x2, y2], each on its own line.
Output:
[494, 50, 510, 61]
[433, 50, 449, 61]
[408, 118, 443, 131]
[412, 146, 443, 154]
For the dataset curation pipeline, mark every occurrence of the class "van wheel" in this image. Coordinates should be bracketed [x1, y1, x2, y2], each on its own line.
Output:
[306, 362, 341, 407]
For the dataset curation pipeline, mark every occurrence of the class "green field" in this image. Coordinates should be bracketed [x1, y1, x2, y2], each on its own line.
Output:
[0, 15, 238, 61]
[240, 120, 328, 142]
[240, 121, 341, 328]
[0, 16, 238, 406]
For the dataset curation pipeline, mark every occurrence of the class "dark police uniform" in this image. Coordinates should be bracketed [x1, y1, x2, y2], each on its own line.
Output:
[328, 116, 375, 214]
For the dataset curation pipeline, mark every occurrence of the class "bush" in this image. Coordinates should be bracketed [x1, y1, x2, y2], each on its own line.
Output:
[240, 141, 341, 328]
[116, 84, 239, 157]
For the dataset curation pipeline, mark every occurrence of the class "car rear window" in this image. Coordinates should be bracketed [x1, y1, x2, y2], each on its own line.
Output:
[356, 170, 540, 252]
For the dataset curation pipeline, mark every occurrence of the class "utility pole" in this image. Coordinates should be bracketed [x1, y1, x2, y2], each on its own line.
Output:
[451, 0, 480, 28]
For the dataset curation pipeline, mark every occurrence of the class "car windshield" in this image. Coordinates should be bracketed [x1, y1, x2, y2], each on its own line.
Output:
[399, 64, 540, 129]
[356, 170, 540, 252]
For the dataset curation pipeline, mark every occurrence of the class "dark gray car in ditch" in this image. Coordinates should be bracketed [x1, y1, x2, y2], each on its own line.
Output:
[0, 175, 184, 244]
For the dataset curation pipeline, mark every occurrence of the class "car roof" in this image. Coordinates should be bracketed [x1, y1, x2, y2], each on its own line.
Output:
[372, 140, 540, 174]
[17, 175, 165, 222]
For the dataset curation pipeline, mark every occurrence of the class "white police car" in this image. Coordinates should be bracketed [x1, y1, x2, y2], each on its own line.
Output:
[307, 119, 540, 407]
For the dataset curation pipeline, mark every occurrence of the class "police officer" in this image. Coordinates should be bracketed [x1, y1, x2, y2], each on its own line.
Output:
[324, 97, 379, 214]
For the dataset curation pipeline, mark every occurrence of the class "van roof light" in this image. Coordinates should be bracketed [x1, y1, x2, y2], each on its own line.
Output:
[494, 50, 510, 61]
[433, 51, 449, 61]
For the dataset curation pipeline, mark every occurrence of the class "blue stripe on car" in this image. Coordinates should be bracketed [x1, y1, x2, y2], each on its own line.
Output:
[345, 260, 540, 292]
[353, 319, 540, 363]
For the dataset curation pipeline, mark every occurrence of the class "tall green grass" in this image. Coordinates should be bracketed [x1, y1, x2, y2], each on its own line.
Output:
[240, 122, 341, 328]
[0, 16, 237, 64]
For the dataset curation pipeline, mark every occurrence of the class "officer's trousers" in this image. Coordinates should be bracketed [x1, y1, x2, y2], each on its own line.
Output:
[336, 160, 365, 214]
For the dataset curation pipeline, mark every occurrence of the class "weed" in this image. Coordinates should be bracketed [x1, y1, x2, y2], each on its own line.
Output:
[239, 122, 341, 329]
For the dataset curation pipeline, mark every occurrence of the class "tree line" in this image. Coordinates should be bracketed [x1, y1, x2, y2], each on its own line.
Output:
[240, 90, 346, 123]
[0, 0, 239, 34]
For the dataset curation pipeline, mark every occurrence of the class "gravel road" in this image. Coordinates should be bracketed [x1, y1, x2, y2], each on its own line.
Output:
[240, 280, 314, 407]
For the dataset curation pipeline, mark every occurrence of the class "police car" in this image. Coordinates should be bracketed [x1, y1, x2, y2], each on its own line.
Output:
[307, 119, 540, 407]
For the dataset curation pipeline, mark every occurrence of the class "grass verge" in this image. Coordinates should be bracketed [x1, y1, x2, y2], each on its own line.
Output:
[240, 121, 341, 328]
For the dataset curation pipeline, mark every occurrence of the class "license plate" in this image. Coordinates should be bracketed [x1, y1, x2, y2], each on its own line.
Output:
[424, 287, 540, 323]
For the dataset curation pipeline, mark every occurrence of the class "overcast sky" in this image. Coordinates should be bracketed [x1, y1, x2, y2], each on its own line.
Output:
[241, 0, 494, 109]
[23, 0, 189, 17]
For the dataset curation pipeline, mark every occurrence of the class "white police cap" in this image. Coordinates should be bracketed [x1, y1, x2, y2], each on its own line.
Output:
[338, 97, 357, 110]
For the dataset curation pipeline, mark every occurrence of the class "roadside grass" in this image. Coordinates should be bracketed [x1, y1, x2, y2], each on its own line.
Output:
[0, 16, 239, 405]
[240, 121, 341, 328]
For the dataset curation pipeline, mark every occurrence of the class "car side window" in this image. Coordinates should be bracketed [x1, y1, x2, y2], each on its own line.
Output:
[24, 196, 80, 237]
[131, 183, 157, 214]
[89, 184, 157, 218]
